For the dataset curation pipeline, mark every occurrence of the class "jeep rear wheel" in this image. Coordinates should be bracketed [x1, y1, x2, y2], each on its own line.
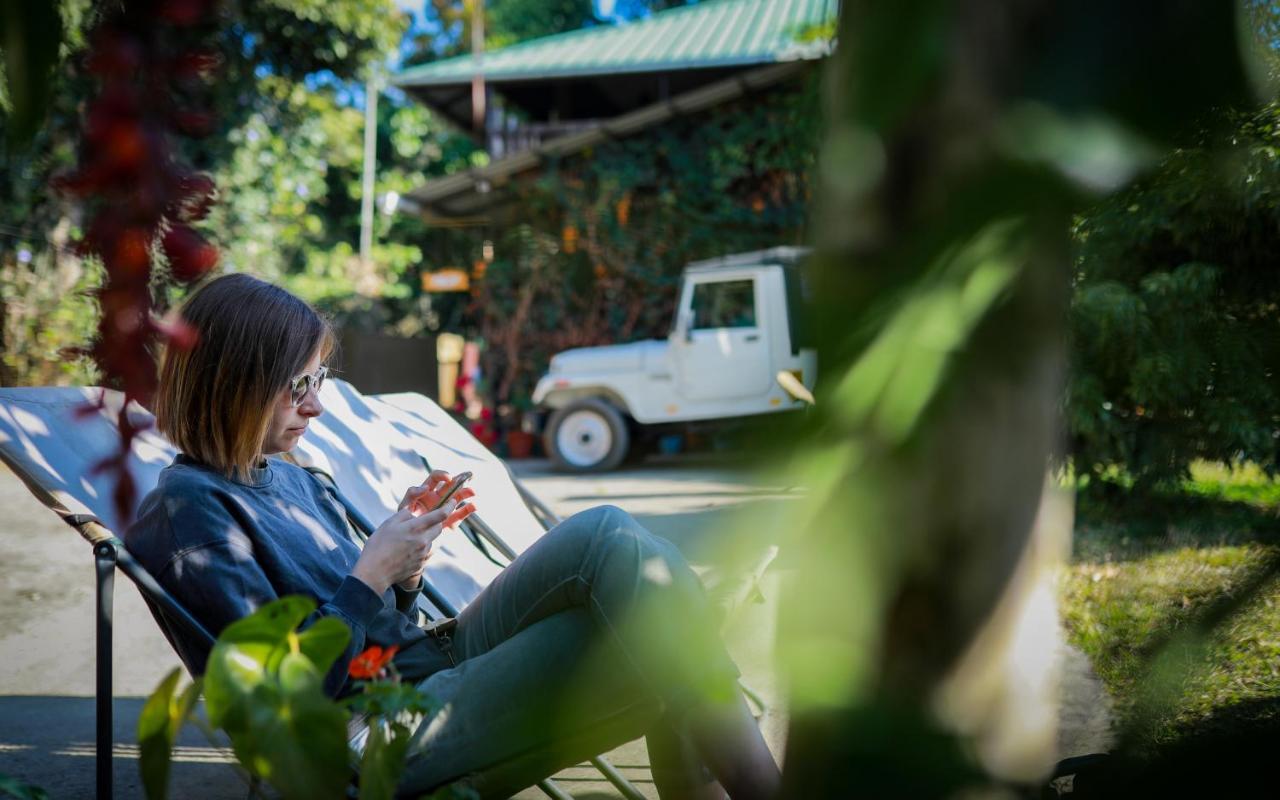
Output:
[545, 399, 630, 472]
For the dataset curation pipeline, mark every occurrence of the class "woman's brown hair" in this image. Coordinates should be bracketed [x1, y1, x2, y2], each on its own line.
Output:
[154, 273, 334, 481]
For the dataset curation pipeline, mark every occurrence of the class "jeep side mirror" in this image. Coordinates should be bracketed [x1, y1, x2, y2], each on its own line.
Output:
[776, 370, 815, 406]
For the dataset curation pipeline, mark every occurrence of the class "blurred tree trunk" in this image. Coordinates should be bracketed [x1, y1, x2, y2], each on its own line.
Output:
[778, 0, 1071, 795]
[779, 0, 1256, 795]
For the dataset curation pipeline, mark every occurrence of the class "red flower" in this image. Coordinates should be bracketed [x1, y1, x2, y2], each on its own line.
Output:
[349, 645, 399, 680]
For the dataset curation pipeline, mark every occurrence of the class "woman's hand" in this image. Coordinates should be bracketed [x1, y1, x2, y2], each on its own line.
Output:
[351, 503, 455, 596]
[398, 471, 451, 515]
[379, 471, 479, 591]
[399, 471, 478, 528]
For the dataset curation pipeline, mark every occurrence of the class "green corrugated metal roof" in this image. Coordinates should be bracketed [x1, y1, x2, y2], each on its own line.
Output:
[392, 0, 836, 88]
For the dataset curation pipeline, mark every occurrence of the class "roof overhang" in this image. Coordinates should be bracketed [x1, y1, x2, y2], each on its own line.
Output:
[398, 61, 790, 132]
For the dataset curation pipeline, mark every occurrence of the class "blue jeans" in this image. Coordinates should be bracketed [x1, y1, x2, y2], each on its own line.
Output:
[397, 505, 742, 798]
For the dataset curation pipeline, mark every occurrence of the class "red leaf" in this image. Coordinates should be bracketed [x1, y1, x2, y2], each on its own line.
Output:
[169, 172, 218, 221]
[171, 49, 221, 80]
[162, 225, 219, 281]
[151, 315, 199, 350]
[102, 122, 147, 174]
[159, 0, 212, 26]
[85, 30, 143, 76]
[172, 110, 214, 138]
[109, 226, 154, 281]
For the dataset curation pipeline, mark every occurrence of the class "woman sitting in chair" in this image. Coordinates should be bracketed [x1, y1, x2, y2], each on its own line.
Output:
[127, 274, 780, 800]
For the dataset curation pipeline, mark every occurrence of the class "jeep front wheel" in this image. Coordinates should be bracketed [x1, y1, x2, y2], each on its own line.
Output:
[545, 399, 630, 473]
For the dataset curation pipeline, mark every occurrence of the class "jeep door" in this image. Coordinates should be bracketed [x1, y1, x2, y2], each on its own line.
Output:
[673, 275, 772, 402]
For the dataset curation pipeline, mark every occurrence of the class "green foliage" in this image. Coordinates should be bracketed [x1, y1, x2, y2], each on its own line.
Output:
[0, 774, 49, 800]
[137, 668, 202, 800]
[0, 0, 486, 386]
[139, 597, 442, 800]
[0, 0, 97, 386]
[0, 0, 716, 389]
[235, 0, 404, 82]
[0, 251, 102, 386]
[1069, 104, 1280, 490]
[0, 0, 64, 145]
[488, 0, 596, 46]
[233, 651, 351, 800]
[829, 218, 1028, 444]
[412, 0, 677, 60]
[347, 683, 439, 800]
[200, 597, 351, 799]
[358, 722, 412, 800]
[0, 0, 416, 385]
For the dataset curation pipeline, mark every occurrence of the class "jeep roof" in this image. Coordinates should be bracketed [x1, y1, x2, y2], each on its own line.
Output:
[684, 246, 811, 275]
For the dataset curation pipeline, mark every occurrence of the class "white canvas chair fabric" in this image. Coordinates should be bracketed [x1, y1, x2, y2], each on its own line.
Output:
[0, 386, 177, 538]
[0, 379, 544, 613]
[289, 379, 548, 612]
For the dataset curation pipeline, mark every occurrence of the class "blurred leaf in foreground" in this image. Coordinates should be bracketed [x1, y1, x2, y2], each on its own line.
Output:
[0, 0, 64, 147]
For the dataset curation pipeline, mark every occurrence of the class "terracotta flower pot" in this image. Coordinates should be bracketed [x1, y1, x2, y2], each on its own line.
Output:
[506, 429, 536, 459]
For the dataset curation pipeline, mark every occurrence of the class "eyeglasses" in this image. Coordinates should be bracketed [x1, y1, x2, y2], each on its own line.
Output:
[288, 365, 328, 406]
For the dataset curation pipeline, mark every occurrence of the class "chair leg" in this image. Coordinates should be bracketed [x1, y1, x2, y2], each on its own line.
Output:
[589, 755, 648, 800]
[738, 679, 769, 720]
[536, 778, 575, 800]
[94, 540, 118, 800]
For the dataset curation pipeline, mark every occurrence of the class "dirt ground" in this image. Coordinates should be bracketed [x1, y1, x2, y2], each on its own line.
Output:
[0, 456, 1111, 798]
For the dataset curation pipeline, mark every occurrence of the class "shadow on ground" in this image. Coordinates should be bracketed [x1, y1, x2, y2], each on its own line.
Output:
[1067, 696, 1280, 797]
[1075, 489, 1280, 562]
[0, 696, 242, 799]
[632, 499, 786, 565]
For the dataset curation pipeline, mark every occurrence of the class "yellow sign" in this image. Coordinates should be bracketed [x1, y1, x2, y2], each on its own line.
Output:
[422, 268, 470, 292]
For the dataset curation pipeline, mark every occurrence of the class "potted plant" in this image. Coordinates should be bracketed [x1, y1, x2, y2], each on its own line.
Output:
[504, 396, 538, 459]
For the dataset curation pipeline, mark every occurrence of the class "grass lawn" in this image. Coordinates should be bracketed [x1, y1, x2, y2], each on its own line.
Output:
[1060, 462, 1280, 750]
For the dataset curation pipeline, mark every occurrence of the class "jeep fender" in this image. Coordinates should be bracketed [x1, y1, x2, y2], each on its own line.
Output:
[537, 386, 633, 419]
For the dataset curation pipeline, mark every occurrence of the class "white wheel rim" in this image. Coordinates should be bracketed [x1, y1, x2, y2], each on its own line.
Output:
[556, 409, 613, 467]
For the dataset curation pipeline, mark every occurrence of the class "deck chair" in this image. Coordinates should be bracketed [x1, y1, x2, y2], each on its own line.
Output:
[0, 380, 774, 800]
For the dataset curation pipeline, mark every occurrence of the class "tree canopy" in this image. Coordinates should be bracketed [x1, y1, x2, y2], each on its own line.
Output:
[1069, 104, 1280, 488]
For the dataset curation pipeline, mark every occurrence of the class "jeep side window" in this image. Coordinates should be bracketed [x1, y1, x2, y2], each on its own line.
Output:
[691, 279, 756, 329]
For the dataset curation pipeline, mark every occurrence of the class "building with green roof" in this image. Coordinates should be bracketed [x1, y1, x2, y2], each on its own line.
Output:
[391, 0, 835, 223]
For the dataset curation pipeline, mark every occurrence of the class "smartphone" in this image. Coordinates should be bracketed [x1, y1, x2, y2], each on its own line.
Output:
[429, 471, 473, 512]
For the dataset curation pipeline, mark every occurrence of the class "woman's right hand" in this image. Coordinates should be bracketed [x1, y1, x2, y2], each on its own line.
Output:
[350, 502, 455, 595]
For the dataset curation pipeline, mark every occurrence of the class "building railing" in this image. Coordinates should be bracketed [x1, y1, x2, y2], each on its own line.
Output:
[487, 119, 603, 158]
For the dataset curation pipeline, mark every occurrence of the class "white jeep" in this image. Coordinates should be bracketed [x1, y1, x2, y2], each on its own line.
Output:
[532, 247, 817, 472]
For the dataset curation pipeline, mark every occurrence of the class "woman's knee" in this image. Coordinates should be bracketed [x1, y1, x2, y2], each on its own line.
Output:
[590, 503, 636, 529]
[554, 505, 692, 581]
[552, 505, 655, 562]
[562, 504, 641, 543]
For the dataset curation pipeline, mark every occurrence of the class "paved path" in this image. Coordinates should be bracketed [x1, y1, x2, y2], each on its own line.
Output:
[0, 455, 1111, 798]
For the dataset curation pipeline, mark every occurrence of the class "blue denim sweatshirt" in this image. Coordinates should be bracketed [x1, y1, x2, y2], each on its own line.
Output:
[127, 454, 432, 696]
